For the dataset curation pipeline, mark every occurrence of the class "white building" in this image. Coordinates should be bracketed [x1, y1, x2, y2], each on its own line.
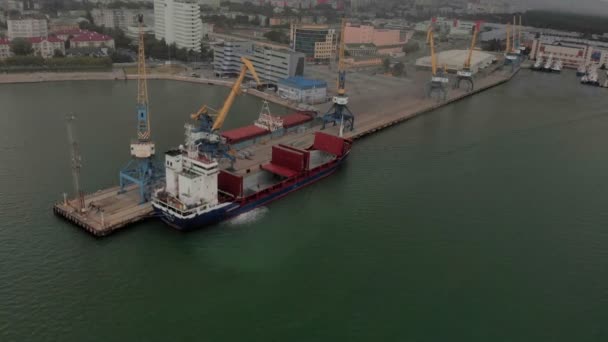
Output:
[213, 40, 305, 83]
[416, 49, 496, 74]
[530, 37, 608, 69]
[7, 16, 48, 40]
[198, 0, 220, 8]
[91, 8, 138, 30]
[154, 0, 203, 52]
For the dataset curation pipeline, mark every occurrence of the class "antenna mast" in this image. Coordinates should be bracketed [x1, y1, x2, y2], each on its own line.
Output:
[66, 115, 85, 211]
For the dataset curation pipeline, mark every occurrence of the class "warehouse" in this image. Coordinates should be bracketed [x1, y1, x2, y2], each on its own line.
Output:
[415, 50, 497, 74]
[277, 77, 328, 105]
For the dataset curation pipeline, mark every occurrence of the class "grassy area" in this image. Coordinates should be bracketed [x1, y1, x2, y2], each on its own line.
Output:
[122, 64, 187, 75]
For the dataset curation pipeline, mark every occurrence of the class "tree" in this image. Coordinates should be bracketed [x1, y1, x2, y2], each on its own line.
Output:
[392, 62, 405, 76]
[382, 58, 390, 72]
[402, 41, 419, 54]
[264, 30, 289, 44]
[53, 49, 64, 58]
[10, 38, 33, 56]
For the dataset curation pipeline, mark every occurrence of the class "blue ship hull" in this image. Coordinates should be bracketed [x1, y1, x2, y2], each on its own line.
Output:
[155, 157, 346, 231]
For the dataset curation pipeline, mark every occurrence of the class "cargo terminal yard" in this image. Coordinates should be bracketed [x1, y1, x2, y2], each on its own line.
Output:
[53, 19, 522, 236]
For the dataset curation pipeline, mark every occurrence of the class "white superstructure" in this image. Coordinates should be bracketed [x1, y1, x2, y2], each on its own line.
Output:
[154, 0, 202, 52]
[163, 128, 219, 208]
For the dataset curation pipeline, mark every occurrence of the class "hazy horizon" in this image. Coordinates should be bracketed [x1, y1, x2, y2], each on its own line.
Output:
[511, 0, 608, 16]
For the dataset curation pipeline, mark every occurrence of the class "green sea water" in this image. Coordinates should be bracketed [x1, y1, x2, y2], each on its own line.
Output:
[1, 71, 607, 341]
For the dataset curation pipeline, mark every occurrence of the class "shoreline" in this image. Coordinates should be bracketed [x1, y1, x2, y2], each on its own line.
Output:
[0, 70, 305, 111]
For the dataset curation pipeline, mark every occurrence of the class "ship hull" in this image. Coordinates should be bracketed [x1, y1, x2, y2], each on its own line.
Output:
[155, 152, 349, 231]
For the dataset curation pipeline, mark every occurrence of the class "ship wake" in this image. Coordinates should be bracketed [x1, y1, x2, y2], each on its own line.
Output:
[226, 207, 269, 226]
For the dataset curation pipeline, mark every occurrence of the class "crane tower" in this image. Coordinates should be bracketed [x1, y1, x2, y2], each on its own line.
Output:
[119, 14, 159, 203]
[321, 18, 354, 136]
[426, 19, 449, 101]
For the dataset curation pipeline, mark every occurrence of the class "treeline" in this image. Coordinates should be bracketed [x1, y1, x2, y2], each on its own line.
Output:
[462, 10, 608, 36]
[141, 34, 213, 62]
[0, 56, 112, 72]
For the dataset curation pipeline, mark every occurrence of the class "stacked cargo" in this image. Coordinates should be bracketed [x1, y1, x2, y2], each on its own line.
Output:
[262, 145, 309, 177]
[218, 170, 244, 199]
[312, 132, 349, 157]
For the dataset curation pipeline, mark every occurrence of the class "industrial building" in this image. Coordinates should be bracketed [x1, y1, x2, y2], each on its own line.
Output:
[416, 50, 496, 74]
[247, 45, 305, 83]
[290, 24, 337, 63]
[213, 40, 305, 83]
[530, 37, 608, 69]
[154, 0, 202, 52]
[277, 77, 327, 104]
[344, 23, 411, 55]
[213, 40, 254, 78]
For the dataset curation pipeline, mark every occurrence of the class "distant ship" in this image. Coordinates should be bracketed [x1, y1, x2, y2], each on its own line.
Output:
[532, 56, 544, 71]
[576, 64, 587, 77]
[543, 54, 554, 72]
[551, 60, 562, 73]
[581, 67, 600, 86]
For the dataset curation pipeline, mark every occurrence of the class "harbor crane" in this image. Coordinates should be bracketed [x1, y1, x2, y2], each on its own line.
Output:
[455, 21, 481, 92]
[190, 56, 262, 164]
[426, 20, 449, 101]
[119, 14, 159, 203]
[322, 18, 355, 137]
[505, 17, 523, 68]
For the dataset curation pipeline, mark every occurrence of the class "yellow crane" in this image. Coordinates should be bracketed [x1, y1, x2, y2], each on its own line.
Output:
[191, 57, 261, 130]
[190, 56, 261, 162]
[456, 22, 480, 91]
[426, 21, 449, 100]
[505, 23, 511, 54]
[322, 17, 355, 135]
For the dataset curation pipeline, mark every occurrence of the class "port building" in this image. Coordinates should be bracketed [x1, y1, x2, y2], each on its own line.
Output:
[415, 49, 496, 74]
[154, 0, 202, 52]
[277, 77, 328, 104]
[213, 40, 305, 83]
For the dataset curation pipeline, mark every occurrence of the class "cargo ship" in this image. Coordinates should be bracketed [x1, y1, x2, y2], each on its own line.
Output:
[152, 128, 352, 231]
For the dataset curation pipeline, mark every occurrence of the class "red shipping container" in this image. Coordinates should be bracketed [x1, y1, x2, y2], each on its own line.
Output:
[218, 170, 243, 198]
[279, 144, 310, 170]
[271, 145, 305, 172]
[312, 132, 345, 157]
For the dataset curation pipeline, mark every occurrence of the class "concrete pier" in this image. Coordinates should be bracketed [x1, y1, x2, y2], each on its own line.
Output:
[53, 186, 152, 237]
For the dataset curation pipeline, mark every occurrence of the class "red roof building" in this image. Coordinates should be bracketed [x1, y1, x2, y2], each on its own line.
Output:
[70, 31, 115, 49]
[27, 36, 65, 58]
[0, 38, 10, 59]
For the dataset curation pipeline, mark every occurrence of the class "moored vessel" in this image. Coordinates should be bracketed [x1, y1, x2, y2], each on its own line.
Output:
[152, 129, 352, 231]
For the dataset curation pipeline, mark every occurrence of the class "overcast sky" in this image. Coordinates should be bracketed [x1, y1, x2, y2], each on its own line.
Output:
[523, 0, 608, 15]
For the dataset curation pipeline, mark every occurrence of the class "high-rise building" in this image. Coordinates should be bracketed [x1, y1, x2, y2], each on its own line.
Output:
[154, 0, 202, 52]
[7, 15, 47, 39]
[290, 24, 337, 63]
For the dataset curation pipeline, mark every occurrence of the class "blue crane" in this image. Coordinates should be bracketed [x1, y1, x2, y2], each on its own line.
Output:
[119, 14, 160, 203]
[322, 18, 355, 136]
